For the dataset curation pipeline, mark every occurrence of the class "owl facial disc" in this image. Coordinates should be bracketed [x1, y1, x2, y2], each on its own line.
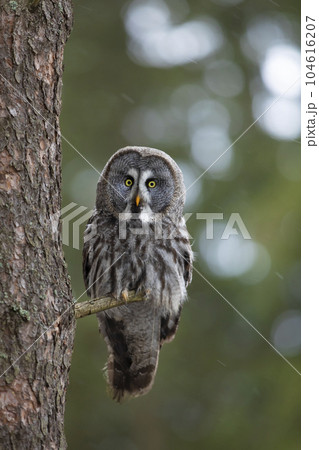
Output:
[96, 146, 186, 219]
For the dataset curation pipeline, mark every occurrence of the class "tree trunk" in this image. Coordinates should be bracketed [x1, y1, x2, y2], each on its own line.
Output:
[0, 1, 75, 448]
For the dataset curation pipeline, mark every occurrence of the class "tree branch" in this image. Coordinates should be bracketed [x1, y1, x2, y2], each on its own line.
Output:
[75, 291, 146, 319]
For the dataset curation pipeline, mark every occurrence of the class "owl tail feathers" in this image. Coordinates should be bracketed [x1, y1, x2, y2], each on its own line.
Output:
[103, 353, 159, 402]
[98, 308, 161, 402]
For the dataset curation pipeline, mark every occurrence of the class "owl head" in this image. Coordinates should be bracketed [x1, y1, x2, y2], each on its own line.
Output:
[96, 146, 186, 218]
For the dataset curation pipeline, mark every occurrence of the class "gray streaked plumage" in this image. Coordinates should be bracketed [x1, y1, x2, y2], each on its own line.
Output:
[83, 146, 193, 401]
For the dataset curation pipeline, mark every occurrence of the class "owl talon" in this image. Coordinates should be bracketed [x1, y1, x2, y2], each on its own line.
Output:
[121, 290, 129, 302]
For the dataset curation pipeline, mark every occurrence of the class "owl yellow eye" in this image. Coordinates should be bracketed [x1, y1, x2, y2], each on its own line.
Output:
[125, 177, 133, 187]
[147, 180, 156, 188]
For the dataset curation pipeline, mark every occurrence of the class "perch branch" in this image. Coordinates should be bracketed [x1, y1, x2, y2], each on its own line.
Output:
[75, 291, 145, 319]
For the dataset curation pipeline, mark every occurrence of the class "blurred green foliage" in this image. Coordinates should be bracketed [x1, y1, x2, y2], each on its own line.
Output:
[61, 0, 300, 448]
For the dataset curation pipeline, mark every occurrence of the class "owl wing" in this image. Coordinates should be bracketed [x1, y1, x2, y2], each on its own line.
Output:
[182, 248, 193, 287]
[160, 307, 181, 347]
[160, 240, 193, 347]
[82, 214, 98, 296]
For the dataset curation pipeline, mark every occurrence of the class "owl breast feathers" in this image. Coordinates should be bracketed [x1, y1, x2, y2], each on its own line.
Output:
[83, 146, 193, 401]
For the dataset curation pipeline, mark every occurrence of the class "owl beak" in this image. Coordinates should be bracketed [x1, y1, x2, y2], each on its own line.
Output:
[135, 194, 140, 207]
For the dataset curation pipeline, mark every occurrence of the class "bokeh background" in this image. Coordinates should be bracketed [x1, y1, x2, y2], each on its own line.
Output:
[61, 0, 301, 448]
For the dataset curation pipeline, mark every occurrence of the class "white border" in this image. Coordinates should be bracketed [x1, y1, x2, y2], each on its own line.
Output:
[301, 0, 319, 448]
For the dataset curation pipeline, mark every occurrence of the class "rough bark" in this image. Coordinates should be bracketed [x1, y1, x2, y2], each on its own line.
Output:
[0, 1, 75, 448]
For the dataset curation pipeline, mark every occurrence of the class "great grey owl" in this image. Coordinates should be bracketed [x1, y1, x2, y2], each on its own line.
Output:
[83, 146, 193, 401]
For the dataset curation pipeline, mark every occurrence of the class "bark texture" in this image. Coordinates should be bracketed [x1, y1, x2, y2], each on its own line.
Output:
[0, 1, 74, 448]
